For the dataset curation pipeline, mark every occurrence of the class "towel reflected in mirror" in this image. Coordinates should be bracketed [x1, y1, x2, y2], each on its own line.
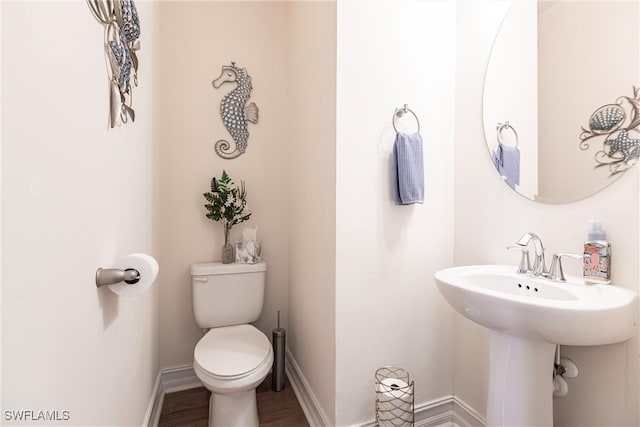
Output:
[492, 143, 520, 189]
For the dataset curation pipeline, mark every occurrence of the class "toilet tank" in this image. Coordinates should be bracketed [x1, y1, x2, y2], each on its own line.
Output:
[191, 261, 267, 329]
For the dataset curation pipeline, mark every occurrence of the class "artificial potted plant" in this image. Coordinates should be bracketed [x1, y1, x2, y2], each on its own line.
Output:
[203, 170, 251, 263]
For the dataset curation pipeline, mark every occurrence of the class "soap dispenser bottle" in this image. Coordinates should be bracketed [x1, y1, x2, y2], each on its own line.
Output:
[583, 220, 611, 284]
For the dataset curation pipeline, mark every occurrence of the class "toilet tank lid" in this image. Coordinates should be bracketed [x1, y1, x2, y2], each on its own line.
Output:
[191, 261, 267, 276]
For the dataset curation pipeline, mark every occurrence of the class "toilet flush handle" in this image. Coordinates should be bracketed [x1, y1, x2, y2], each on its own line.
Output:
[193, 276, 208, 282]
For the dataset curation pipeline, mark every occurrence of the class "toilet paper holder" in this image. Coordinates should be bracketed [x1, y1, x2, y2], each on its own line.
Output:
[375, 366, 414, 426]
[95, 267, 141, 287]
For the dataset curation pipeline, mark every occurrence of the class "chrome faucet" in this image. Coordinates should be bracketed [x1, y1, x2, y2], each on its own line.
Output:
[509, 232, 548, 276]
[548, 253, 585, 282]
[508, 232, 587, 282]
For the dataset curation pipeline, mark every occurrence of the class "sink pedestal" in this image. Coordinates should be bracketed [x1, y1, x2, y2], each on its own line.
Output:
[487, 331, 555, 426]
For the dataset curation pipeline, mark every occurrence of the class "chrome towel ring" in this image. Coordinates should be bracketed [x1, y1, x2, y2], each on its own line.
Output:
[496, 121, 519, 147]
[393, 104, 420, 133]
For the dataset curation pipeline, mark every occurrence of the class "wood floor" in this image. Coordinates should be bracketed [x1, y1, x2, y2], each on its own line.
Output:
[158, 376, 309, 427]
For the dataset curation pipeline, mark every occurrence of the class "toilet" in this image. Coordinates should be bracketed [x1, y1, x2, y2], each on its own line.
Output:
[191, 261, 273, 427]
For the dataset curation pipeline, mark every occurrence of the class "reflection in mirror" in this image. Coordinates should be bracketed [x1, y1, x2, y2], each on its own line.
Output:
[483, 1, 640, 204]
[580, 87, 640, 176]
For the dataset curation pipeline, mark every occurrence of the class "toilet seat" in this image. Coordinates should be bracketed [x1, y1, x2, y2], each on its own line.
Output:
[194, 324, 271, 381]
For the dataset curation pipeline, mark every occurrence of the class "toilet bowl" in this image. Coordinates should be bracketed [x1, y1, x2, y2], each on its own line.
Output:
[193, 324, 273, 427]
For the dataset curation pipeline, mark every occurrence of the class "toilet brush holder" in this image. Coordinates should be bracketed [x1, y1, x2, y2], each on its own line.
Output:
[272, 310, 286, 391]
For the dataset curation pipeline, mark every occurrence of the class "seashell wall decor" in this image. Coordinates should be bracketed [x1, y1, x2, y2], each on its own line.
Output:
[580, 86, 640, 176]
[87, 0, 141, 128]
[211, 62, 259, 159]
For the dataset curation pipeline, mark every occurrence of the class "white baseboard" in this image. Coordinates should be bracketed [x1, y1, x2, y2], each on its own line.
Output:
[144, 357, 485, 427]
[160, 364, 201, 393]
[451, 396, 485, 427]
[285, 349, 332, 426]
[285, 350, 484, 427]
[349, 394, 484, 427]
[144, 364, 201, 427]
[141, 372, 162, 427]
[144, 354, 326, 427]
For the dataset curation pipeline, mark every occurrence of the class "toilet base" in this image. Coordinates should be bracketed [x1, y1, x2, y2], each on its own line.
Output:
[209, 389, 259, 427]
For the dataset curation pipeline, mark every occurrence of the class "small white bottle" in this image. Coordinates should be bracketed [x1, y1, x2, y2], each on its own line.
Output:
[583, 220, 611, 284]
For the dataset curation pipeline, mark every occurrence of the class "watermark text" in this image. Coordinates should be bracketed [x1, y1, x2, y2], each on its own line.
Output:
[4, 409, 71, 422]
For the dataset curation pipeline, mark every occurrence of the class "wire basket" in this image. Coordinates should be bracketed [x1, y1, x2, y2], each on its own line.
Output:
[375, 367, 414, 427]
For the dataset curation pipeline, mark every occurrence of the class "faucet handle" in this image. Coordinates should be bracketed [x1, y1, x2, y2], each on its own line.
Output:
[507, 245, 531, 274]
[548, 253, 585, 282]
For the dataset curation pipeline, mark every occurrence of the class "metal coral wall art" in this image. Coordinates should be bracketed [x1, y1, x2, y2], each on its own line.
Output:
[87, 0, 141, 128]
[580, 86, 640, 176]
[212, 62, 259, 159]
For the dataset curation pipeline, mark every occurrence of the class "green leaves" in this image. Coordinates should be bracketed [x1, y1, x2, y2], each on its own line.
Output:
[203, 170, 252, 227]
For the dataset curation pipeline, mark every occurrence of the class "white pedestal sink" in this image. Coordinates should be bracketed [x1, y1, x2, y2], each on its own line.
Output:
[435, 265, 638, 426]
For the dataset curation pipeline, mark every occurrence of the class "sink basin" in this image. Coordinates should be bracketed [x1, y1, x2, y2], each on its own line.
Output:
[435, 264, 637, 346]
[434, 265, 638, 426]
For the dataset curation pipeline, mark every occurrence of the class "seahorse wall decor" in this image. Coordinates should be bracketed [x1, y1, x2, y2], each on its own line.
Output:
[87, 0, 141, 128]
[580, 86, 640, 176]
[212, 62, 259, 159]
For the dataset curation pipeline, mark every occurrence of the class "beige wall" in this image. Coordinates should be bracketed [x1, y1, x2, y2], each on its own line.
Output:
[455, 2, 640, 425]
[287, 2, 337, 424]
[1, 1, 159, 425]
[155, 1, 291, 368]
[5, 3, 638, 427]
[335, 0, 456, 425]
[155, 1, 338, 420]
[3, 1, 338, 424]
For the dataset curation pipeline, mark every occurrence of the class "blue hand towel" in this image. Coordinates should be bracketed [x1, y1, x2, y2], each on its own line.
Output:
[393, 132, 424, 205]
[492, 143, 520, 189]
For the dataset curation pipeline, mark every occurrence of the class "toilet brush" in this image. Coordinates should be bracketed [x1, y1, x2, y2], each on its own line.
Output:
[272, 310, 286, 391]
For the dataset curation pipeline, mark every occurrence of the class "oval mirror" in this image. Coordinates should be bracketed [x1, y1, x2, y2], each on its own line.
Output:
[483, 1, 640, 204]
